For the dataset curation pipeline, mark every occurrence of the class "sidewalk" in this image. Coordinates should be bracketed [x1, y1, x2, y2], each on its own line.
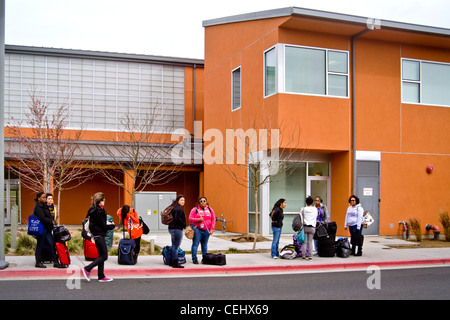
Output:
[1, 233, 450, 280]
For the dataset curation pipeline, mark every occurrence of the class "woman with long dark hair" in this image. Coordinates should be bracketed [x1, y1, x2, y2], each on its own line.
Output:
[82, 192, 115, 282]
[270, 198, 286, 259]
[117, 204, 143, 262]
[168, 195, 186, 268]
[189, 196, 216, 264]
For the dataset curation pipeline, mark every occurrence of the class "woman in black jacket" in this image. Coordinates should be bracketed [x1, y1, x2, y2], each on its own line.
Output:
[34, 192, 63, 268]
[82, 192, 115, 282]
[270, 198, 286, 259]
[168, 195, 186, 268]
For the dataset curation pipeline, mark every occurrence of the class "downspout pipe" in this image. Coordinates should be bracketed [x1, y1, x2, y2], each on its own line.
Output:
[351, 27, 373, 195]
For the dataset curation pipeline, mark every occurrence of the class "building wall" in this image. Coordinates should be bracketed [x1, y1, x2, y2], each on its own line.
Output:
[204, 15, 450, 236]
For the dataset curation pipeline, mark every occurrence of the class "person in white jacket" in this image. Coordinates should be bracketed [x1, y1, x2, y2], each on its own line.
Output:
[301, 196, 318, 260]
[344, 195, 364, 256]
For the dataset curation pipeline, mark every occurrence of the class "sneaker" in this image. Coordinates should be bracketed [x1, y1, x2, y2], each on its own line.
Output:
[272, 256, 278, 259]
[82, 268, 90, 282]
[98, 276, 114, 283]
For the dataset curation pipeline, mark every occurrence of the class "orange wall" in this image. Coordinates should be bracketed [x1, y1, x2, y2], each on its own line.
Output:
[205, 15, 450, 236]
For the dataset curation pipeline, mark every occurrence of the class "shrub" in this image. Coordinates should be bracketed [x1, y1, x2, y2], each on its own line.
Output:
[16, 234, 37, 255]
[439, 211, 450, 241]
[409, 218, 422, 242]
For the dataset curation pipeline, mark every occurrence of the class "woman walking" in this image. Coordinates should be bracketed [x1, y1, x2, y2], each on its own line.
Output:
[189, 196, 216, 264]
[168, 195, 187, 268]
[270, 198, 286, 259]
[82, 192, 115, 282]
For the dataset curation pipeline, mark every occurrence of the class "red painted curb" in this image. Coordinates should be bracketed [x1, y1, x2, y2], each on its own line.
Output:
[1, 259, 449, 278]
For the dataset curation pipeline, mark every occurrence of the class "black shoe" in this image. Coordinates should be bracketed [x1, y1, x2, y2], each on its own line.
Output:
[171, 259, 184, 268]
[35, 256, 46, 268]
[193, 260, 199, 264]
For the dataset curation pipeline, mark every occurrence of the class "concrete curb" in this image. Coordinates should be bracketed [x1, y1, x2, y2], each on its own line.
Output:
[1, 258, 449, 279]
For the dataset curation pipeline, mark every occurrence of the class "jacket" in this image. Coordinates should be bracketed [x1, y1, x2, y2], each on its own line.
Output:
[86, 205, 115, 237]
[189, 205, 216, 231]
[345, 204, 364, 230]
[301, 206, 318, 227]
[116, 207, 143, 239]
[168, 204, 186, 230]
[271, 207, 284, 228]
[34, 202, 54, 231]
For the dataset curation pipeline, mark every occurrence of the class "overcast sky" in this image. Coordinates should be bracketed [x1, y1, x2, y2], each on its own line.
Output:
[5, 0, 450, 59]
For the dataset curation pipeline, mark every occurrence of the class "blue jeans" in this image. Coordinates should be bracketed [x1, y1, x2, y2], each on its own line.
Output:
[169, 229, 183, 261]
[271, 226, 282, 258]
[191, 227, 210, 262]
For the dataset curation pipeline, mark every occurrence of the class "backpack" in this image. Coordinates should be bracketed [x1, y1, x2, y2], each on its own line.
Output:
[81, 217, 93, 240]
[292, 212, 304, 232]
[161, 203, 175, 225]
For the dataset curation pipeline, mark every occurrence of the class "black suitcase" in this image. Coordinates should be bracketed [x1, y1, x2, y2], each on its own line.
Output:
[317, 235, 336, 257]
[202, 253, 226, 265]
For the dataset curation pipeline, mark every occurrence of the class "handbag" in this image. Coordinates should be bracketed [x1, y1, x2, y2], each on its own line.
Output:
[185, 225, 194, 239]
[316, 223, 328, 238]
[296, 229, 305, 243]
[28, 213, 44, 237]
[139, 217, 150, 234]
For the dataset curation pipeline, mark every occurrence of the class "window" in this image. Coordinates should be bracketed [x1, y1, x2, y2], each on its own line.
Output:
[264, 48, 276, 96]
[232, 67, 241, 111]
[402, 59, 450, 107]
[284, 45, 348, 97]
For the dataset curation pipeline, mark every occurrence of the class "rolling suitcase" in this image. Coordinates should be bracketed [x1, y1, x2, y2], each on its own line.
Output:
[118, 225, 136, 265]
[83, 238, 99, 261]
[317, 235, 336, 257]
[55, 242, 71, 266]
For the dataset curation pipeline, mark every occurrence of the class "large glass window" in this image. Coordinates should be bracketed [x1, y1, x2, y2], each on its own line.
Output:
[264, 48, 276, 96]
[284, 45, 348, 97]
[402, 59, 450, 107]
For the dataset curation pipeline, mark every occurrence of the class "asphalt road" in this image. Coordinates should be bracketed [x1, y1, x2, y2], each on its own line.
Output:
[1, 266, 449, 301]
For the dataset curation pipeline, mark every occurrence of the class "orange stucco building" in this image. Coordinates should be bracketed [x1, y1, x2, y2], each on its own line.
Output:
[202, 7, 450, 236]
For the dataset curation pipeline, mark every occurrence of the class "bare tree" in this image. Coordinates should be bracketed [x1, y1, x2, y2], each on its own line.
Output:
[221, 118, 306, 251]
[5, 91, 94, 223]
[95, 107, 183, 207]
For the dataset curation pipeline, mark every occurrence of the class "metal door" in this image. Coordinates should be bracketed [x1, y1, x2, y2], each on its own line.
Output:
[135, 192, 177, 232]
[356, 161, 380, 235]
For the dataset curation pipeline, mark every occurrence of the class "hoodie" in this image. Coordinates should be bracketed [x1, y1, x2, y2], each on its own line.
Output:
[344, 204, 364, 230]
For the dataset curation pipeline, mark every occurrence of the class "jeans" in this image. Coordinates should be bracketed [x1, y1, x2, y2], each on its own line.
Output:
[85, 236, 108, 279]
[169, 228, 183, 261]
[191, 227, 210, 262]
[35, 227, 55, 258]
[271, 226, 282, 258]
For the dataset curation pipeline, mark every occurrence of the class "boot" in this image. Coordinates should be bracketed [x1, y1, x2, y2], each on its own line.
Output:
[351, 246, 356, 256]
[171, 259, 184, 268]
[35, 256, 46, 268]
[53, 255, 66, 268]
[356, 246, 363, 256]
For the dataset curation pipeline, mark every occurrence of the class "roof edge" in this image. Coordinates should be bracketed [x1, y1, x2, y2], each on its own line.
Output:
[5, 44, 204, 67]
[203, 6, 450, 37]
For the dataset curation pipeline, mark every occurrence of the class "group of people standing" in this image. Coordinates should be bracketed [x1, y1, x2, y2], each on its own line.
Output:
[165, 195, 216, 268]
[270, 195, 365, 259]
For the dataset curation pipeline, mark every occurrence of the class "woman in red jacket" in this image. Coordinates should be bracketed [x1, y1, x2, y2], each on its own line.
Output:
[117, 205, 143, 262]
